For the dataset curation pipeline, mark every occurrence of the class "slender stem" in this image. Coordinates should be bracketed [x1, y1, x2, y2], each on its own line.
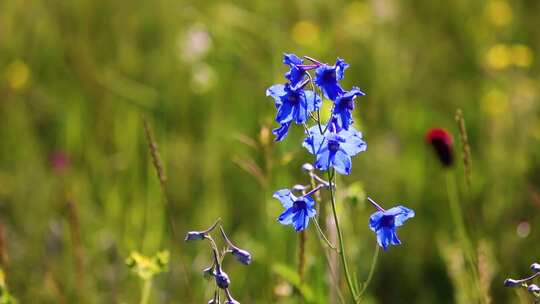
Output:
[312, 218, 338, 251]
[139, 279, 152, 304]
[358, 243, 380, 298]
[445, 171, 482, 302]
[303, 56, 322, 65]
[328, 169, 358, 301]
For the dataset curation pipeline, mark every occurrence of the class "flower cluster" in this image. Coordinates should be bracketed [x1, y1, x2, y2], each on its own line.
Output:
[268, 54, 414, 251]
[504, 262, 540, 300]
[185, 219, 251, 304]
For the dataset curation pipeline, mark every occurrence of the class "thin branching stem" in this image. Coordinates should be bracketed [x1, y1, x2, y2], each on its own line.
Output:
[328, 169, 358, 301]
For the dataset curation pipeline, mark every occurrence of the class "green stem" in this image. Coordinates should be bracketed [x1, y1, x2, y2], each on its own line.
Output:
[445, 171, 482, 302]
[140, 279, 152, 304]
[358, 243, 380, 299]
[328, 170, 358, 302]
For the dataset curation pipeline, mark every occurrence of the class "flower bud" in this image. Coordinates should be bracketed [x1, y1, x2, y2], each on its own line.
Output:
[231, 247, 252, 265]
[215, 271, 230, 289]
[425, 128, 454, 167]
[531, 263, 540, 273]
[225, 299, 240, 304]
[528, 284, 540, 293]
[184, 231, 206, 242]
[302, 163, 314, 172]
[504, 278, 520, 287]
[203, 266, 215, 280]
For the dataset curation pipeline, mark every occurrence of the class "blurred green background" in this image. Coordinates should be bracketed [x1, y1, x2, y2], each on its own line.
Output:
[1, 0, 539, 303]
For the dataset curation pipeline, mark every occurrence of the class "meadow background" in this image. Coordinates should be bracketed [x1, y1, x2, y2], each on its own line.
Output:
[1, 0, 539, 303]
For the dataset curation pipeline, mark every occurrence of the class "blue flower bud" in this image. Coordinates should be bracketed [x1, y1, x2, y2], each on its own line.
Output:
[528, 284, 540, 293]
[203, 266, 215, 280]
[531, 263, 540, 273]
[225, 299, 240, 304]
[184, 231, 206, 242]
[504, 278, 520, 287]
[231, 247, 252, 265]
[215, 271, 230, 289]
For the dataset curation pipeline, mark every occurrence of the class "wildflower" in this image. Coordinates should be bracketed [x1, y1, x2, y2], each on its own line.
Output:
[315, 58, 349, 100]
[368, 199, 415, 251]
[225, 299, 240, 304]
[283, 53, 306, 88]
[273, 189, 316, 231]
[215, 269, 231, 289]
[532, 263, 540, 273]
[333, 87, 366, 130]
[303, 125, 367, 175]
[426, 128, 454, 167]
[266, 84, 321, 141]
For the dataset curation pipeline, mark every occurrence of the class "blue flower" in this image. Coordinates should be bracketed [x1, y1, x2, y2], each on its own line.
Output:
[315, 58, 349, 100]
[369, 206, 415, 251]
[283, 53, 306, 88]
[273, 189, 316, 231]
[303, 125, 367, 175]
[333, 87, 365, 130]
[266, 84, 321, 141]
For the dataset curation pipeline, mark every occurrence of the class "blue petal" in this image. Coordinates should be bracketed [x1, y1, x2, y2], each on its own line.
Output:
[303, 90, 322, 112]
[333, 150, 352, 175]
[273, 189, 294, 208]
[385, 206, 415, 227]
[369, 211, 384, 232]
[294, 97, 308, 124]
[272, 122, 291, 142]
[377, 227, 395, 251]
[275, 101, 294, 123]
[335, 58, 349, 81]
[292, 209, 308, 231]
[283, 53, 303, 65]
[278, 207, 295, 225]
[314, 147, 331, 171]
[266, 84, 286, 107]
[324, 83, 344, 101]
[339, 127, 367, 156]
[302, 126, 326, 155]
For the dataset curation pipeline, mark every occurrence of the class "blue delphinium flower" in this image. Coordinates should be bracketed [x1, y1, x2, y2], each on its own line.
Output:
[333, 87, 365, 130]
[369, 206, 415, 251]
[273, 189, 316, 231]
[315, 58, 349, 100]
[266, 84, 321, 141]
[303, 124, 367, 175]
[283, 53, 306, 88]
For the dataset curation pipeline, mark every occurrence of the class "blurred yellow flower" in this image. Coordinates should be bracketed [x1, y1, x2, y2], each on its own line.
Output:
[481, 88, 508, 117]
[4, 60, 30, 91]
[292, 20, 320, 46]
[511, 44, 533, 68]
[485, 44, 510, 70]
[485, 0, 513, 27]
